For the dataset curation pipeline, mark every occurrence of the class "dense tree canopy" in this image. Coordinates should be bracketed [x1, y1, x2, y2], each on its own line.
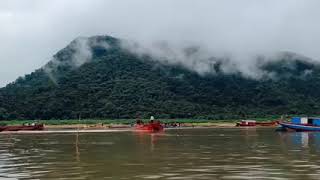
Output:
[1, 35, 320, 120]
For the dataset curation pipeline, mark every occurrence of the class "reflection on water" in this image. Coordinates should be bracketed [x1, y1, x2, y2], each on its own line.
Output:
[278, 131, 320, 150]
[1, 128, 320, 179]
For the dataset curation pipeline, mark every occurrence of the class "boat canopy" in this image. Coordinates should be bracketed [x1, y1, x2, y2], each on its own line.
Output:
[291, 117, 320, 126]
[241, 120, 256, 123]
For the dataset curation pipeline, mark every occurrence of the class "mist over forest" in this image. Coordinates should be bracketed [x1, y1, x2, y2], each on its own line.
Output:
[1, 35, 320, 120]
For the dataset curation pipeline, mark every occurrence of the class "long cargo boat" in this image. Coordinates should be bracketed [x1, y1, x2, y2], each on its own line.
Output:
[236, 120, 277, 127]
[279, 117, 320, 131]
[0, 124, 44, 132]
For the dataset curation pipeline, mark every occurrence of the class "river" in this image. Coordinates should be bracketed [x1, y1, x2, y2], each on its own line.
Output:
[0, 128, 319, 179]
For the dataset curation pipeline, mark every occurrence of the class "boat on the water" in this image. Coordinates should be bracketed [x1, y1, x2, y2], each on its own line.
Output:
[279, 117, 320, 131]
[134, 118, 164, 132]
[0, 124, 44, 132]
[135, 123, 164, 132]
[236, 120, 257, 127]
[236, 120, 277, 127]
[256, 121, 278, 126]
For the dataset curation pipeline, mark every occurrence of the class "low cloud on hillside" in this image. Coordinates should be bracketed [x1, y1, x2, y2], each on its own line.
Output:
[1, 0, 320, 86]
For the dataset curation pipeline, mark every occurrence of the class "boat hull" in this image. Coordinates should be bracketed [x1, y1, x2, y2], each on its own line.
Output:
[134, 124, 164, 132]
[0, 124, 44, 132]
[236, 123, 256, 127]
[236, 121, 277, 127]
[279, 122, 320, 131]
[256, 122, 277, 126]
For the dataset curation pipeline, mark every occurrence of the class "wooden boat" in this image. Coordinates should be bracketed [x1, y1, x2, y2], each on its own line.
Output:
[135, 124, 164, 132]
[236, 120, 256, 127]
[0, 124, 44, 132]
[279, 117, 320, 131]
[236, 120, 277, 127]
[134, 120, 164, 132]
[279, 122, 320, 132]
[256, 121, 278, 126]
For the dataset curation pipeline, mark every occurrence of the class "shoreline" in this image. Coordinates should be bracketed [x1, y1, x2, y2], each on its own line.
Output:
[44, 122, 238, 130]
[0, 122, 277, 134]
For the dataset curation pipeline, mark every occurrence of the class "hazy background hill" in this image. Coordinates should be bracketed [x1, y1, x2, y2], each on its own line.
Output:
[1, 35, 320, 120]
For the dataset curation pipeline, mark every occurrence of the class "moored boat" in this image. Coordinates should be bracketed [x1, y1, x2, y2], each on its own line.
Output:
[134, 118, 164, 132]
[236, 120, 257, 127]
[0, 124, 44, 132]
[256, 121, 278, 126]
[279, 117, 320, 131]
[135, 123, 164, 132]
[236, 120, 278, 127]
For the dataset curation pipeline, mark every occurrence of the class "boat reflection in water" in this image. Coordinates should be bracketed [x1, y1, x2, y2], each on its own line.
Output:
[133, 129, 164, 151]
[278, 131, 320, 149]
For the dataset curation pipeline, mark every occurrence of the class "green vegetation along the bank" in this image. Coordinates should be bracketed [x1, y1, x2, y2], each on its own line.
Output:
[0, 116, 285, 126]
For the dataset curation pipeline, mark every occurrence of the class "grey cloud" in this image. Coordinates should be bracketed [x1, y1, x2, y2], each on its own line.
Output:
[43, 37, 111, 85]
[1, 0, 320, 86]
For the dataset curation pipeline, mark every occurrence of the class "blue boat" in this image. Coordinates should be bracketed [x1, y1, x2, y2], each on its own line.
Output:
[279, 117, 320, 131]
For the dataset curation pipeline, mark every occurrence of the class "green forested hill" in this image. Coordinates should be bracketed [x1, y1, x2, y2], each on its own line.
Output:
[1, 35, 320, 120]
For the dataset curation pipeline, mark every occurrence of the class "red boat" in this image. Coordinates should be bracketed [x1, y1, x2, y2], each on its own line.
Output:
[236, 120, 257, 127]
[256, 121, 278, 126]
[134, 120, 164, 132]
[0, 124, 44, 132]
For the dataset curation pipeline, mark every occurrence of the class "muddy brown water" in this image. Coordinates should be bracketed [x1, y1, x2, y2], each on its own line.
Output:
[0, 128, 320, 179]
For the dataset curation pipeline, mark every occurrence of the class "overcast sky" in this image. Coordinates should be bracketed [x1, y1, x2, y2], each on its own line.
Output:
[1, 0, 320, 87]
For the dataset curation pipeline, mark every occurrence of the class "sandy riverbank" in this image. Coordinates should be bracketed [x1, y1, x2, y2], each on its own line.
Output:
[44, 122, 237, 130]
[0, 122, 278, 134]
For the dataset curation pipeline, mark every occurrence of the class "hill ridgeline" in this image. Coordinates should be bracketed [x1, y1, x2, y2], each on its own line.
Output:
[1, 35, 320, 120]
